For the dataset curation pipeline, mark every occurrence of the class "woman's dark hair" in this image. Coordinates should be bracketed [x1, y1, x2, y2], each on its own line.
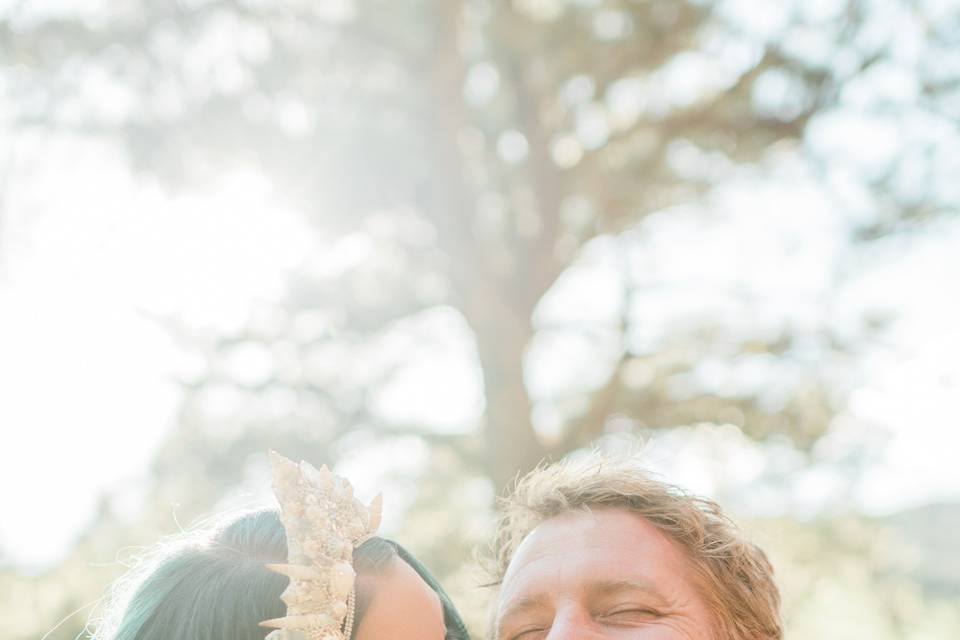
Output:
[95, 510, 469, 640]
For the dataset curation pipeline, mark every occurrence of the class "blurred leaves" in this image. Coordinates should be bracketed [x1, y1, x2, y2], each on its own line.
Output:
[4, 0, 957, 485]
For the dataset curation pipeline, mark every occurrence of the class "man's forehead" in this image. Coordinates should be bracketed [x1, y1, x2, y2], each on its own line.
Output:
[501, 576, 671, 610]
[509, 507, 680, 562]
[498, 507, 692, 603]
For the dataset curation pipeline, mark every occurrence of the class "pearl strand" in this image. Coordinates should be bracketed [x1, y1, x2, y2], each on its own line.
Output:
[342, 588, 357, 639]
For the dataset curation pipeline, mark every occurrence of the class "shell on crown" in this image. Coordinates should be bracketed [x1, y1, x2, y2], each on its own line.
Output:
[259, 451, 382, 640]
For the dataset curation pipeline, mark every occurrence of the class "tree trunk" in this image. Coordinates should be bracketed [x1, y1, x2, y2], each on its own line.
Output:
[465, 289, 548, 491]
[425, 0, 554, 490]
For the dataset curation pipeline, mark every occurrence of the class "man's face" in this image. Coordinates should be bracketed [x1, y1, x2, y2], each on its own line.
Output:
[495, 507, 717, 640]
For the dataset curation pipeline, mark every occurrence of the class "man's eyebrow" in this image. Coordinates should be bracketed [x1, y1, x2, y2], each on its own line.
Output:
[495, 593, 551, 634]
[591, 579, 671, 607]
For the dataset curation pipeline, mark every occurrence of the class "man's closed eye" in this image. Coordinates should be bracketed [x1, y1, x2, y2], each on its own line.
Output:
[602, 607, 662, 623]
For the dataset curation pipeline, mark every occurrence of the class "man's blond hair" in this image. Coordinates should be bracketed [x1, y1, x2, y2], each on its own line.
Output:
[491, 452, 783, 640]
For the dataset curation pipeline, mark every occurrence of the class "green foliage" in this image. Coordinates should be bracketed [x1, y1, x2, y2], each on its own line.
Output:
[6, 0, 956, 483]
[756, 511, 960, 640]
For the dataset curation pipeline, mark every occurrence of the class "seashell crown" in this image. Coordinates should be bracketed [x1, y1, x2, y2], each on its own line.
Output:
[260, 450, 383, 640]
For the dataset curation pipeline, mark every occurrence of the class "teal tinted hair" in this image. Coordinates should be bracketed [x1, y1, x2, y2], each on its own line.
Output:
[95, 510, 469, 640]
[105, 510, 288, 640]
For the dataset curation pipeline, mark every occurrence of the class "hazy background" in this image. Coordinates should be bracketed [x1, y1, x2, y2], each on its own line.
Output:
[1, 0, 958, 638]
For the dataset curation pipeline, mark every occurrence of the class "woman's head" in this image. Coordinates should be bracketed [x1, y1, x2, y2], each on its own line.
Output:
[98, 510, 467, 640]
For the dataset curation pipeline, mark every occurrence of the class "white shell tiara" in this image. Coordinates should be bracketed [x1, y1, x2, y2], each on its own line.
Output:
[260, 450, 383, 640]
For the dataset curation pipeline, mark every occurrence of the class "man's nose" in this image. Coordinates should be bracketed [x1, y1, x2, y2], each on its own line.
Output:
[544, 606, 603, 640]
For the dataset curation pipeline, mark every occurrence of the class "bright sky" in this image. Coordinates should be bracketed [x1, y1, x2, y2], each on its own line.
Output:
[0, 133, 316, 566]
